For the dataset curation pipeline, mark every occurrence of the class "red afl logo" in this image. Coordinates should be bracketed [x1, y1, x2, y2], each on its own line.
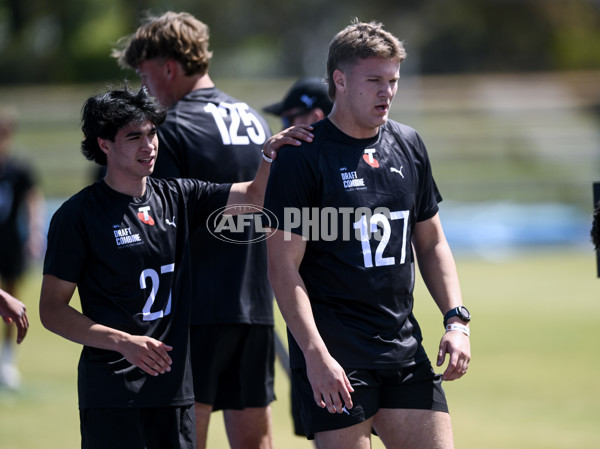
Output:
[362, 154, 380, 167]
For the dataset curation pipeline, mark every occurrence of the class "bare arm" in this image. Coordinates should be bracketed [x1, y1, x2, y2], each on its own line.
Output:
[227, 125, 314, 208]
[412, 213, 470, 380]
[39, 274, 173, 376]
[25, 187, 45, 261]
[267, 229, 354, 414]
[0, 289, 28, 343]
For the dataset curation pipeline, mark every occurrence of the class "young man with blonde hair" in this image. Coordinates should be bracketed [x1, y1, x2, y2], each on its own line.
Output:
[265, 20, 471, 448]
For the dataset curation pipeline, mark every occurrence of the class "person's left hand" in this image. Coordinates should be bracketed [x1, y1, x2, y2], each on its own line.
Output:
[262, 124, 314, 161]
[437, 329, 471, 381]
[0, 291, 29, 344]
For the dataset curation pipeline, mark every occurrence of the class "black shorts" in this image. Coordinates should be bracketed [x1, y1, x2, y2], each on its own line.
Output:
[292, 359, 449, 439]
[0, 245, 26, 280]
[80, 405, 195, 449]
[190, 324, 275, 411]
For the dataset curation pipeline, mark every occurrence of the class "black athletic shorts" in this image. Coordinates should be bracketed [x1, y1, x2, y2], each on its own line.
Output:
[0, 245, 26, 280]
[80, 405, 195, 449]
[190, 324, 275, 410]
[292, 359, 449, 439]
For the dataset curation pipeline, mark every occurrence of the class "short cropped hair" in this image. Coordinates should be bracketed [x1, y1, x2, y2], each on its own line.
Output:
[112, 11, 213, 76]
[326, 19, 406, 100]
[81, 87, 166, 165]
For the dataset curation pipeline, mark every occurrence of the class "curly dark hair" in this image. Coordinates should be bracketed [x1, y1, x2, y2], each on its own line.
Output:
[592, 201, 600, 251]
[80, 86, 166, 165]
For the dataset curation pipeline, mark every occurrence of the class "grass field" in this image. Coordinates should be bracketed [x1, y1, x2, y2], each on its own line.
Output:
[1, 249, 599, 448]
[1, 76, 599, 447]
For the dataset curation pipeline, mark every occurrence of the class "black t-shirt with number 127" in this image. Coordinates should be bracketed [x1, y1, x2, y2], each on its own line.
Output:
[265, 119, 442, 370]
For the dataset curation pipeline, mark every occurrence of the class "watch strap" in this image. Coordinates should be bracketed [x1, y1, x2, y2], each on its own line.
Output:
[443, 306, 470, 327]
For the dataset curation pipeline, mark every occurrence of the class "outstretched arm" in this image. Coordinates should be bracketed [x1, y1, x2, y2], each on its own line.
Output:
[413, 213, 471, 381]
[39, 274, 173, 376]
[227, 125, 314, 208]
[0, 289, 29, 343]
[267, 229, 354, 414]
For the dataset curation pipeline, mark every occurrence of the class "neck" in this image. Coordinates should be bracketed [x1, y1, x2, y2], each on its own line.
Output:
[172, 73, 214, 104]
[328, 107, 379, 139]
[103, 173, 147, 198]
[191, 73, 215, 90]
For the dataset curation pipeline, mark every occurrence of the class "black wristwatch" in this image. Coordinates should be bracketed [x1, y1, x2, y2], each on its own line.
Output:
[443, 306, 471, 327]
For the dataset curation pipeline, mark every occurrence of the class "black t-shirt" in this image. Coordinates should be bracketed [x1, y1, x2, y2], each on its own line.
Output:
[264, 119, 442, 370]
[152, 87, 273, 326]
[0, 158, 35, 256]
[43, 178, 230, 408]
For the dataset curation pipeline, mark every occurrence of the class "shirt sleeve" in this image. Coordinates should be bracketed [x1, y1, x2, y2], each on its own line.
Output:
[43, 199, 87, 283]
[176, 178, 232, 230]
[264, 144, 318, 236]
[398, 126, 442, 222]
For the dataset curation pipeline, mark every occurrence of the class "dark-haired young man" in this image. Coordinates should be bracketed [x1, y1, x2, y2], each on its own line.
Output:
[265, 20, 470, 449]
[39, 87, 311, 449]
[112, 13, 277, 448]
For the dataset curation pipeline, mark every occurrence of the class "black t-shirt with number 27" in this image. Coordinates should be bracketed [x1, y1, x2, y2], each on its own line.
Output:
[43, 177, 230, 409]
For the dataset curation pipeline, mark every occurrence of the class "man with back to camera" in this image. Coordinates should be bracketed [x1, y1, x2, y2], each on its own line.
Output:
[264, 19, 471, 448]
[112, 11, 277, 449]
[263, 77, 333, 130]
[39, 86, 312, 449]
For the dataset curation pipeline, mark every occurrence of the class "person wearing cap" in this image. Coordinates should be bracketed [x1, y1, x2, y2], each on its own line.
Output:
[264, 77, 333, 129]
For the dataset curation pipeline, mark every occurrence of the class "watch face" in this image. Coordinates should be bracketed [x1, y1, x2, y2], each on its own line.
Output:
[458, 306, 471, 321]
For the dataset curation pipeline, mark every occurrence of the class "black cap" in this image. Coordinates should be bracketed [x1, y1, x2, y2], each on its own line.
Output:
[264, 77, 333, 116]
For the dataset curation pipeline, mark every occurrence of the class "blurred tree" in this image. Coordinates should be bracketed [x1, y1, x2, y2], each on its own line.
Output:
[0, 0, 599, 84]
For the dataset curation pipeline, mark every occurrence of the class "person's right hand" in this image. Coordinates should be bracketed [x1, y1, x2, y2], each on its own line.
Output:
[305, 350, 354, 414]
[120, 335, 173, 376]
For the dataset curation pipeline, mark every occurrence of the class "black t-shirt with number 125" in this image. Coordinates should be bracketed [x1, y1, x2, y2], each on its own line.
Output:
[153, 87, 273, 326]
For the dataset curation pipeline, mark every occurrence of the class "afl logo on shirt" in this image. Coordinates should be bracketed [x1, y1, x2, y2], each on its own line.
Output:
[137, 206, 155, 225]
[363, 148, 380, 168]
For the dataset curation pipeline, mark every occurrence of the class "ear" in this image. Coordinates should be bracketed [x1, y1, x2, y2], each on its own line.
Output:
[332, 69, 346, 93]
[97, 137, 110, 155]
[164, 59, 178, 81]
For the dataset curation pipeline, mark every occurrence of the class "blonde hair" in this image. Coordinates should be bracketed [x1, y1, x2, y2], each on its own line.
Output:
[326, 19, 406, 99]
[112, 11, 213, 76]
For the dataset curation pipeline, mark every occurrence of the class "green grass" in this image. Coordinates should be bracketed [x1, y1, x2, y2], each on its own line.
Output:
[1, 249, 599, 448]
[1, 77, 599, 447]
